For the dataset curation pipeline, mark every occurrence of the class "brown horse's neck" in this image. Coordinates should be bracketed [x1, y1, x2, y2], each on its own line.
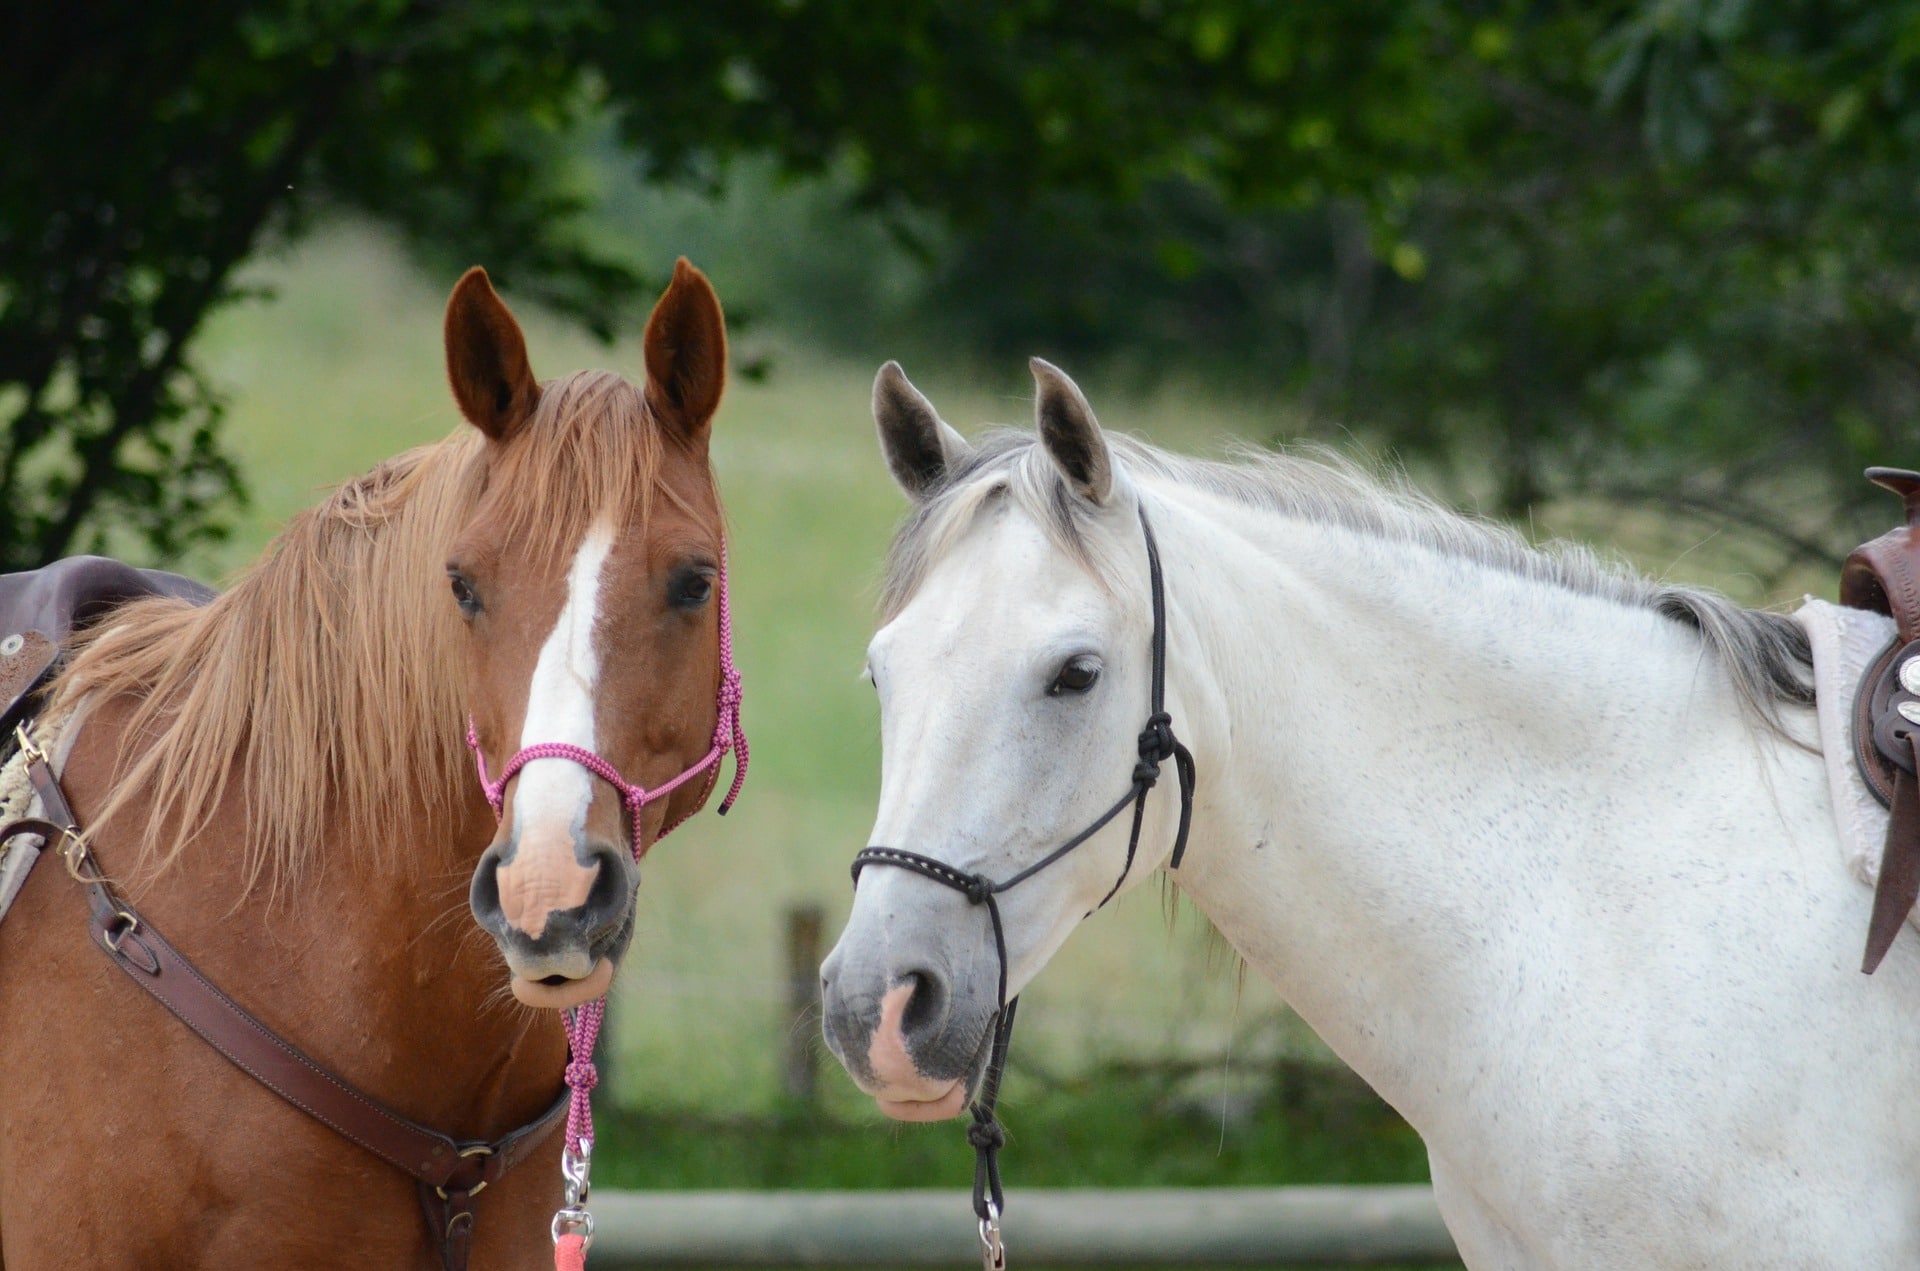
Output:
[58, 693, 568, 1141]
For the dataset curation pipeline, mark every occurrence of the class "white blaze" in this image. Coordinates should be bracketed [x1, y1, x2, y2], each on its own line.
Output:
[513, 523, 615, 840]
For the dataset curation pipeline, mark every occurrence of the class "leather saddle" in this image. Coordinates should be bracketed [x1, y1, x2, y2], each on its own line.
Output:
[0, 555, 216, 743]
[1842, 469, 1920, 973]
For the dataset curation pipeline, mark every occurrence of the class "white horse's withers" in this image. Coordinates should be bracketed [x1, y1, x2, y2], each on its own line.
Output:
[819, 358, 1920, 1269]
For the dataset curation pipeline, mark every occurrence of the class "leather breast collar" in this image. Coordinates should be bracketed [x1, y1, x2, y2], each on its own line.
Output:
[0, 724, 565, 1270]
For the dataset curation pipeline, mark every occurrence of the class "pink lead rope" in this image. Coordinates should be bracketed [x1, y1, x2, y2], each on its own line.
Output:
[465, 540, 748, 1262]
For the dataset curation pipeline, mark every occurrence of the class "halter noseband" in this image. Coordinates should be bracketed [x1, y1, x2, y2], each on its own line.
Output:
[849, 502, 1195, 1269]
[464, 539, 750, 1253]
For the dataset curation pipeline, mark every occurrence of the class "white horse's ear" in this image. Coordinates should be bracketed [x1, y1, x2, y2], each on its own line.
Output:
[874, 361, 970, 501]
[1031, 358, 1111, 505]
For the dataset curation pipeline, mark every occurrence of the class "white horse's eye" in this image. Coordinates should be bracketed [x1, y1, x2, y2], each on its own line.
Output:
[1049, 655, 1101, 696]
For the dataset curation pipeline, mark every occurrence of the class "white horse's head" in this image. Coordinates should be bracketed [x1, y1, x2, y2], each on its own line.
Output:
[820, 359, 1190, 1121]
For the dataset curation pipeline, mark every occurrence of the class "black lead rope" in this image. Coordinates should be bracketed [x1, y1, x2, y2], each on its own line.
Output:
[850, 502, 1196, 1271]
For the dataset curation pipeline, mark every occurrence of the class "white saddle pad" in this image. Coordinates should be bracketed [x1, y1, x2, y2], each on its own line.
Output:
[0, 715, 75, 926]
[1797, 598, 1903, 913]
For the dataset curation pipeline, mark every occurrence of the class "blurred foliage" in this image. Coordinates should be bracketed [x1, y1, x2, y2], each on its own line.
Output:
[6, 1, 1920, 573]
[917, 2, 1920, 580]
[2, 0, 631, 565]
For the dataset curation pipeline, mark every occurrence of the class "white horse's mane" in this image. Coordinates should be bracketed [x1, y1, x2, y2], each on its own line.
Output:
[882, 430, 1814, 729]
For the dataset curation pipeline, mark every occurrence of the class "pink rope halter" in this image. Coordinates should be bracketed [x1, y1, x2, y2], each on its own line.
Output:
[465, 540, 748, 1168]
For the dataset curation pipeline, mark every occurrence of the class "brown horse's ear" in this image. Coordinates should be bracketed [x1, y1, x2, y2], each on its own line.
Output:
[643, 258, 727, 445]
[444, 267, 540, 443]
[1031, 358, 1112, 504]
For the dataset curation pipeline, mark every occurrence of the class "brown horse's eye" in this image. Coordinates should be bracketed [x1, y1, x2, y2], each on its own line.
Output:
[448, 572, 481, 618]
[670, 568, 715, 610]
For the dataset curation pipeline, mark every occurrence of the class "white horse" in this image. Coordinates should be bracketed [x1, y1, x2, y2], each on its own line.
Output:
[819, 358, 1920, 1270]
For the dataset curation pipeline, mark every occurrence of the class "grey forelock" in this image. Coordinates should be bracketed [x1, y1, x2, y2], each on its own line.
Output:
[881, 431, 1813, 730]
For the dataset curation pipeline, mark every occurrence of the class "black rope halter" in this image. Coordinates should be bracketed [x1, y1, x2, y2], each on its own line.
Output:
[850, 502, 1196, 1270]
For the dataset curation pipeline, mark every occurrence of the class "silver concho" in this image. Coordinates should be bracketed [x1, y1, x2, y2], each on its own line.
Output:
[0, 634, 21, 659]
[1899, 701, 1920, 727]
[1900, 658, 1920, 696]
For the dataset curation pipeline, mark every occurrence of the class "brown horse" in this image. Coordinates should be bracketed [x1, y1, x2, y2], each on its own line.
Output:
[0, 261, 735, 1267]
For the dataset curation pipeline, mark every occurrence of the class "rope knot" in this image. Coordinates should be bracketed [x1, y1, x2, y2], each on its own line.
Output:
[1138, 712, 1175, 763]
[962, 874, 994, 906]
[966, 1119, 1006, 1151]
[564, 1060, 600, 1093]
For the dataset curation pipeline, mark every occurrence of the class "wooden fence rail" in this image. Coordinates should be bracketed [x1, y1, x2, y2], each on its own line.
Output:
[587, 1186, 1462, 1266]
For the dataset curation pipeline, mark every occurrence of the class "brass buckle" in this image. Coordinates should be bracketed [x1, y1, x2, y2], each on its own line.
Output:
[101, 909, 140, 953]
[435, 1143, 494, 1199]
[59, 828, 103, 884]
[13, 723, 47, 767]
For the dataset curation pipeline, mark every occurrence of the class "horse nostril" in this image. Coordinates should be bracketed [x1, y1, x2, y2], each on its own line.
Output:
[469, 846, 504, 923]
[577, 841, 638, 926]
[898, 969, 949, 1040]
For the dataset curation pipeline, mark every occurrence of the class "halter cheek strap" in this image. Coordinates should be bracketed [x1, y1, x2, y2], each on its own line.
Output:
[849, 502, 1195, 1270]
[464, 540, 750, 1252]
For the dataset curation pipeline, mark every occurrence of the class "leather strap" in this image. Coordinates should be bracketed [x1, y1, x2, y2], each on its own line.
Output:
[1866, 740, 1920, 974]
[420, 1183, 480, 1271]
[1, 743, 566, 1270]
[1851, 635, 1920, 973]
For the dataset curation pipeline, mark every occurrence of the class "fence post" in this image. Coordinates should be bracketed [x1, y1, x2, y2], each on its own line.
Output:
[783, 903, 825, 1106]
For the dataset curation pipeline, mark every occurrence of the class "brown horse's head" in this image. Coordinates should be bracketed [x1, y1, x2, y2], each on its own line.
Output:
[443, 261, 731, 1008]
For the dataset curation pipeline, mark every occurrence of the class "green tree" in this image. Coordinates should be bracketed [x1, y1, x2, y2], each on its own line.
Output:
[917, 2, 1920, 582]
[3, 1, 635, 566]
[3, 0, 1437, 568]
[8, 1, 1920, 575]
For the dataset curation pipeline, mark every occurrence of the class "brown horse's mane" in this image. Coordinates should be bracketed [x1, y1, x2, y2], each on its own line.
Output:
[47, 369, 690, 900]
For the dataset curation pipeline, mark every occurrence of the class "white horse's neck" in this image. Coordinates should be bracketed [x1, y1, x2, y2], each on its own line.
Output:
[1144, 479, 1846, 1240]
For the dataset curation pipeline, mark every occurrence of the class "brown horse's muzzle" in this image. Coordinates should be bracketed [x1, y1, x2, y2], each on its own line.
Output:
[469, 831, 640, 1007]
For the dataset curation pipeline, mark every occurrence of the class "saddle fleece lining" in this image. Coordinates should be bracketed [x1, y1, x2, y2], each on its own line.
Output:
[1797, 598, 1907, 920]
[0, 712, 75, 927]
